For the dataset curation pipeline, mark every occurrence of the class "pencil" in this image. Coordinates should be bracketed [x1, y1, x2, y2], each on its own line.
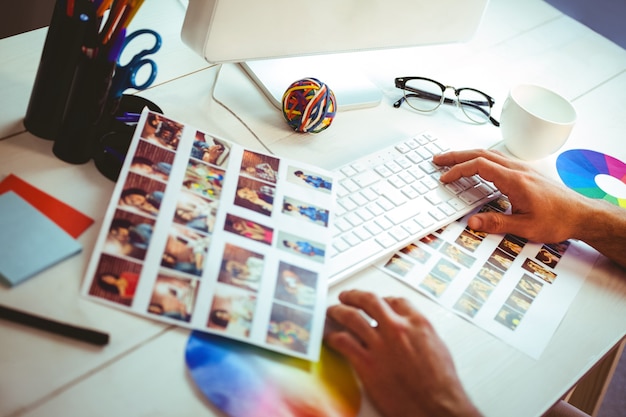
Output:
[96, 0, 114, 17]
[100, 0, 128, 45]
[0, 304, 109, 346]
[66, 0, 75, 17]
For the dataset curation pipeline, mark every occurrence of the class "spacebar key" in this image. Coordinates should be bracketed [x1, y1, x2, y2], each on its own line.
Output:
[329, 239, 385, 276]
[384, 202, 422, 224]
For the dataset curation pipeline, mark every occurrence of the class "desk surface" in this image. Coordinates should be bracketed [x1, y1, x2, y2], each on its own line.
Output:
[1, 1, 626, 416]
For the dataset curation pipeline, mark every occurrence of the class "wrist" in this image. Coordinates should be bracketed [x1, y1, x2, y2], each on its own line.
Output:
[572, 197, 626, 268]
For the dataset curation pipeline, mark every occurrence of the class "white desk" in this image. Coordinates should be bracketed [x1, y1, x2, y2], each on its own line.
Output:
[1, 1, 625, 416]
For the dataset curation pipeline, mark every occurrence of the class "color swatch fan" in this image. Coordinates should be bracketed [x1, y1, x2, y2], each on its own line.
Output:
[185, 331, 361, 417]
[556, 149, 626, 208]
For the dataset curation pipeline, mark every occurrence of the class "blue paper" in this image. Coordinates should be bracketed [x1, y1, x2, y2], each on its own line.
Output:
[0, 191, 82, 287]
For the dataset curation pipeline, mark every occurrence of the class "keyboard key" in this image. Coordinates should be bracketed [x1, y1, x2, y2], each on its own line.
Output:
[336, 182, 350, 198]
[340, 165, 357, 177]
[426, 143, 442, 155]
[374, 165, 393, 177]
[402, 219, 423, 235]
[356, 207, 374, 221]
[412, 182, 428, 195]
[343, 232, 361, 246]
[459, 187, 486, 204]
[334, 217, 352, 232]
[339, 197, 358, 211]
[421, 176, 439, 190]
[374, 216, 393, 230]
[385, 161, 403, 173]
[352, 170, 380, 188]
[448, 197, 467, 211]
[345, 212, 364, 226]
[429, 208, 446, 221]
[376, 195, 395, 211]
[408, 167, 425, 180]
[416, 212, 435, 228]
[366, 202, 384, 216]
[395, 156, 412, 169]
[360, 188, 378, 201]
[351, 161, 368, 172]
[405, 138, 419, 149]
[350, 193, 368, 206]
[401, 186, 419, 200]
[341, 178, 360, 193]
[439, 202, 456, 216]
[476, 183, 494, 196]
[332, 238, 350, 253]
[419, 161, 438, 174]
[388, 176, 406, 189]
[398, 171, 415, 184]
[364, 221, 384, 235]
[354, 226, 372, 240]
[425, 191, 443, 205]
[385, 201, 424, 224]
[375, 233, 396, 248]
[395, 143, 411, 153]
[389, 226, 410, 241]
[417, 147, 432, 159]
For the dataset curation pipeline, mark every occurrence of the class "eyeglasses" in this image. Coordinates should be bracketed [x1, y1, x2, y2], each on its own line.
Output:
[394, 77, 500, 127]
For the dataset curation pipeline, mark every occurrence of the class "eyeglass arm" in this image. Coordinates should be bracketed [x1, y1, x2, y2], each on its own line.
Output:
[458, 98, 501, 127]
[394, 93, 500, 127]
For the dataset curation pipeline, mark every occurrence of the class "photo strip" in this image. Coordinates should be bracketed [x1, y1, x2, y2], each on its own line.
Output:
[377, 196, 597, 359]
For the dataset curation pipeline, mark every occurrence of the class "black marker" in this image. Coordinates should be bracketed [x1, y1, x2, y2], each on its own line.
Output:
[0, 305, 109, 346]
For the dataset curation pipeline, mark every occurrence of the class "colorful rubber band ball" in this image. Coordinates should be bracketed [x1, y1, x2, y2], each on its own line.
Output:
[281, 77, 337, 133]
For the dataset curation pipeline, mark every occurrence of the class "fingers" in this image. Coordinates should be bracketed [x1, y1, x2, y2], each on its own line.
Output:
[434, 149, 532, 187]
[433, 149, 514, 169]
[323, 317, 367, 359]
[325, 290, 405, 345]
[468, 211, 532, 238]
[382, 295, 417, 317]
[437, 158, 527, 199]
[325, 300, 378, 348]
[337, 289, 396, 328]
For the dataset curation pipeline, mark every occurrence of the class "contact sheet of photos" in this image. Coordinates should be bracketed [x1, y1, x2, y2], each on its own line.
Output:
[81, 110, 336, 361]
[378, 196, 598, 359]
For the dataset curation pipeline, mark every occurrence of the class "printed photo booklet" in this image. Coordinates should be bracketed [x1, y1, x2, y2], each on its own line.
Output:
[81, 110, 336, 361]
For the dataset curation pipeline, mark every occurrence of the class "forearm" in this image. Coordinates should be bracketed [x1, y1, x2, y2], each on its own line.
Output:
[573, 198, 626, 269]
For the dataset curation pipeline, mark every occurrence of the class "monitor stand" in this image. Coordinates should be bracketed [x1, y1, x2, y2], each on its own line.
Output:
[241, 54, 383, 111]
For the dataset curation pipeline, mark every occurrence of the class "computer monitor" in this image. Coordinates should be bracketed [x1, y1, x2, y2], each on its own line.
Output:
[181, 0, 489, 110]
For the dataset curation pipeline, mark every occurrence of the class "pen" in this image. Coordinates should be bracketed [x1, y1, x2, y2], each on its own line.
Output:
[115, 112, 141, 123]
[0, 304, 110, 346]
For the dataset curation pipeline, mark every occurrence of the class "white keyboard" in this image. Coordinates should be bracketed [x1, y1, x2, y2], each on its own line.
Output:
[328, 131, 500, 285]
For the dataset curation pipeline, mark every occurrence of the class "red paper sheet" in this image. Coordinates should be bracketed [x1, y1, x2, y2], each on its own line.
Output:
[0, 174, 93, 238]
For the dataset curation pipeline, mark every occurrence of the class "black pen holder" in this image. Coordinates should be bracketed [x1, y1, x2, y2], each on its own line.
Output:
[52, 53, 117, 164]
[23, 0, 98, 140]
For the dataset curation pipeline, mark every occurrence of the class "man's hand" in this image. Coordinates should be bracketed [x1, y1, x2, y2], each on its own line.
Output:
[324, 290, 482, 417]
[434, 149, 585, 243]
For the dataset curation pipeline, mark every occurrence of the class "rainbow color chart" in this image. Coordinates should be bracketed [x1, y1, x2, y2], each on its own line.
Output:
[556, 149, 626, 208]
[185, 331, 361, 417]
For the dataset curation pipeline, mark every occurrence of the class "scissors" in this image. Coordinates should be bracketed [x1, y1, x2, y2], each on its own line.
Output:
[109, 29, 162, 99]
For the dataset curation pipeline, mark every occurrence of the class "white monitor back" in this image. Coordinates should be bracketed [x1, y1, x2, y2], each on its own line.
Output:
[181, 0, 489, 110]
[181, 0, 489, 63]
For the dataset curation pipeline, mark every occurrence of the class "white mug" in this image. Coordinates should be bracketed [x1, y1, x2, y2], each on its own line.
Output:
[500, 84, 577, 160]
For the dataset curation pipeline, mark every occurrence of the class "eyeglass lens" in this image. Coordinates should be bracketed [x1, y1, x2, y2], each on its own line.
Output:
[403, 78, 492, 124]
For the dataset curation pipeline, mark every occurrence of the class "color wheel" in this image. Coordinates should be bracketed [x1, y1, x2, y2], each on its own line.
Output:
[556, 149, 626, 208]
[185, 331, 361, 417]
